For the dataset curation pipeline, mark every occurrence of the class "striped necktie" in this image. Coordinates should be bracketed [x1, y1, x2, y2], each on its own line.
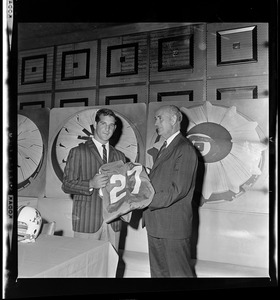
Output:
[102, 144, 107, 164]
[157, 140, 167, 159]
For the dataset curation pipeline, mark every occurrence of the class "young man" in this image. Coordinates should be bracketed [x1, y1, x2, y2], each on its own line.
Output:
[143, 105, 198, 277]
[62, 108, 126, 250]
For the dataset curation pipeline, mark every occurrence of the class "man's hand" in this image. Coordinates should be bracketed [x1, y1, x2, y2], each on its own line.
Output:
[89, 173, 109, 189]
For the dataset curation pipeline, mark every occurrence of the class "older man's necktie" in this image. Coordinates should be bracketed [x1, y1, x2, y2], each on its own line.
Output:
[102, 144, 107, 164]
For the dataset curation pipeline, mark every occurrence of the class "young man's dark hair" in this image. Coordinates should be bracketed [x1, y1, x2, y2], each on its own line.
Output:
[95, 108, 117, 123]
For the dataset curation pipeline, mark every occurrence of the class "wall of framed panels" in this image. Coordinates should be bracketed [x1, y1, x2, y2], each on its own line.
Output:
[17, 23, 268, 109]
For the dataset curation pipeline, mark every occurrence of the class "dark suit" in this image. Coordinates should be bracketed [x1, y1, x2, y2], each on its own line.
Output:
[62, 139, 126, 233]
[143, 133, 198, 277]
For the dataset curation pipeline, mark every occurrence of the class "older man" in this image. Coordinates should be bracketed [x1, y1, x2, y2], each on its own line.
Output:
[143, 105, 198, 277]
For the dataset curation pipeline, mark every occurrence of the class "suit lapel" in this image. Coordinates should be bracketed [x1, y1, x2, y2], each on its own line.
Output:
[85, 139, 103, 164]
[151, 134, 182, 171]
[108, 145, 117, 162]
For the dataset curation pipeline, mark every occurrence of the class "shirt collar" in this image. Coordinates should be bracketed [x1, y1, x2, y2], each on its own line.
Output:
[92, 137, 109, 152]
[165, 131, 180, 147]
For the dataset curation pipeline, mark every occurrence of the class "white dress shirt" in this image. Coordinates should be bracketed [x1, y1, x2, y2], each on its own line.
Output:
[165, 130, 180, 147]
[92, 137, 109, 163]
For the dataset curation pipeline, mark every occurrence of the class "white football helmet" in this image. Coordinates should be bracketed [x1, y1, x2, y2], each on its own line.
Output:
[18, 206, 42, 243]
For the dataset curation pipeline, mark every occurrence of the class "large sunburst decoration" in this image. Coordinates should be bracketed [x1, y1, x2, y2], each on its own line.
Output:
[52, 108, 139, 181]
[181, 101, 267, 204]
[18, 114, 44, 190]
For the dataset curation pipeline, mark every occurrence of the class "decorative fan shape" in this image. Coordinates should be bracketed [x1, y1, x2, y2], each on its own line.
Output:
[53, 108, 139, 181]
[18, 115, 43, 187]
[181, 101, 266, 202]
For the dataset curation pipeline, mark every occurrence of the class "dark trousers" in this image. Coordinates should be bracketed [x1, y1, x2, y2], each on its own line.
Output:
[147, 234, 196, 277]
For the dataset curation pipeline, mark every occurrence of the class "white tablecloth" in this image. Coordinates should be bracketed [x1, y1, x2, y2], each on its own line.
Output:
[18, 235, 119, 278]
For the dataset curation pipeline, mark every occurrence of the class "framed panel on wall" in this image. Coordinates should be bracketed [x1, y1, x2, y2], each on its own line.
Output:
[207, 23, 268, 78]
[99, 85, 147, 105]
[60, 98, 88, 107]
[100, 33, 148, 86]
[105, 94, 138, 105]
[18, 93, 52, 110]
[54, 90, 96, 107]
[18, 47, 54, 93]
[216, 26, 257, 65]
[106, 43, 138, 77]
[158, 35, 193, 72]
[206, 75, 268, 101]
[45, 104, 147, 198]
[149, 81, 205, 102]
[55, 41, 98, 90]
[157, 91, 193, 102]
[150, 24, 206, 82]
[20, 101, 45, 110]
[61, 49, 90, 81]
[18, 108, 50, 197]
[21, 55, 47, 85]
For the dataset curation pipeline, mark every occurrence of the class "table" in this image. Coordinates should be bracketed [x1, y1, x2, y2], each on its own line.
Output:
[18, 235, 119, 278]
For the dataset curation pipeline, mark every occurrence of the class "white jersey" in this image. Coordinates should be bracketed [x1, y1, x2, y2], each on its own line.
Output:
[99, 160, 154, 223]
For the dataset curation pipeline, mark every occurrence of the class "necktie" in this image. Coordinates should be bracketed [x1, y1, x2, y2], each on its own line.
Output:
[157, 140, 167, 159]
[102, 144, 107, 164]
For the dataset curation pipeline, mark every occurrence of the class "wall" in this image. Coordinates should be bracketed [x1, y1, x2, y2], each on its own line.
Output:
[17, 22, 269, 270]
